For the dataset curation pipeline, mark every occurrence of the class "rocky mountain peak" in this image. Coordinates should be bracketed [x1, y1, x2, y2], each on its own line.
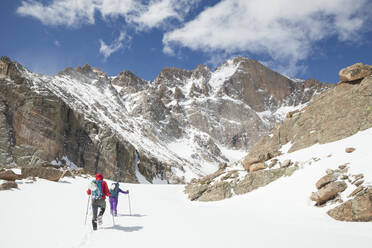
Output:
[154, 67, 193, 87]
[111, 70, 147, 94]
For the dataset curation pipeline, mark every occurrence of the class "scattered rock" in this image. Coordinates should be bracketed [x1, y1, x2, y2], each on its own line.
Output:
[326, 169, 334, 175]
[352, 173, 364, 181]
[316, 174, 338, 190]
[328, 189, 372, 221]
[280, 159, 292, 168]
[345, 147, 356, 153]
[221, 170, 238, 181]
[197, 181, 233, 202]
[184, 183, 209, 201]
[312, 157, 320, 162]
[310, 181, 347, 205]
[249, 163, 266, 172]
[354, 179, 364, 187]
[0, 170, 22, 181]
[234, 167, 297, 196]
[0, 181, 18, 190]
[21, 167, 64, 182]
[268, 159, 278, 168]
[286, 109, 300, 118]
[348, 186, 365, 198]
[61, 170, 75, 178]
[341, 175, 349, 180]
[339, 62, 372, 82]
[76, 168, 85, 175]
[338, 164, 348, 170]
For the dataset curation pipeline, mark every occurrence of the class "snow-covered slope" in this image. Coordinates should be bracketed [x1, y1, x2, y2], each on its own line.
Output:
[1, 128, 372, 248]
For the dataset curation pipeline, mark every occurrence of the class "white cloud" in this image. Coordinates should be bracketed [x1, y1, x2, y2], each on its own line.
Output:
[16, 0, 199, 29]
[163, 0, 372, 76]
[99, 32, 130, 60]
[54, 40, 61, 47]
[17, 0, 96, 26]
[17, 0, 200, 58]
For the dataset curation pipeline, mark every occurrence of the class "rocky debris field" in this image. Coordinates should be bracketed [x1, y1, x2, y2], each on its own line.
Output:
[0, 165, 86, 190]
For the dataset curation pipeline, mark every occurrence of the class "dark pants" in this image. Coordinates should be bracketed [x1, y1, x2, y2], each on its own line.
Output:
[92, 198, 106, 230]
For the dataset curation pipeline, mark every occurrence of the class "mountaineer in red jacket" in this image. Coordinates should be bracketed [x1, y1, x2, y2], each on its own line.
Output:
[87, 173, 110, 230]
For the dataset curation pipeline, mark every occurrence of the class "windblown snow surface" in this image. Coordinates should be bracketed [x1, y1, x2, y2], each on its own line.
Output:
[1, 128, 372, 248]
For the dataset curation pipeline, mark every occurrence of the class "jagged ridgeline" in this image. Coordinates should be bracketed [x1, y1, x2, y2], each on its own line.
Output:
[0, 56, 330, 183]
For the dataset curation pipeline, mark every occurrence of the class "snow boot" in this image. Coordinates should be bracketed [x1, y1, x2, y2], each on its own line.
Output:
[97, 215, 103, 225]
[92, 220, 97, 231]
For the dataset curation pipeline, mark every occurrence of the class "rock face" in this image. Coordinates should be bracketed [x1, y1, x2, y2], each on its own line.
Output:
[327, 189, 372, 221]
[0, 56, 329, 183]
[339, 63, 372, 82]
[243, 68, 372, 165]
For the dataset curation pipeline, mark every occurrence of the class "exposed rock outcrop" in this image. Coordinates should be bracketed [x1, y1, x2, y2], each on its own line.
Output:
[185, 165, 297, 201]
[243, 67, 372, 164]
[339, 63, 372, 82]
[327, 189, 372, 221]
[21, 167, 64, 182]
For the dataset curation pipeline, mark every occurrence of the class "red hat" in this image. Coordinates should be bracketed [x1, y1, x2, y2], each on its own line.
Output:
[96, 173, 103, 180]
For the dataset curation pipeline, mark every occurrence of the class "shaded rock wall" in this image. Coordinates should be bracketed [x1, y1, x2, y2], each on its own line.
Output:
[0, 57, 169, 183]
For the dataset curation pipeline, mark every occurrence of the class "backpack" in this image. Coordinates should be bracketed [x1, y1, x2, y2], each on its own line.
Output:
[109, 183, 119, 198]
[91, 180, 103, 200]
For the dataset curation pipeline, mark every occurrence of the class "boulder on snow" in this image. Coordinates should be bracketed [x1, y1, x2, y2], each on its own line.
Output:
[328, 189, 372, 221]
[339, 63, 372, 82]
[0, 170, 22, 181]
[249, 162, 266, 172]
[0, 181, 18, 190]
[348, 186, 365, 198]
[310, 181, 347, 205]
[345, 147, 356, 153]
[21, 167, 64, 182]
[315, 173, 338, 189]
[280, 159, 292, 168]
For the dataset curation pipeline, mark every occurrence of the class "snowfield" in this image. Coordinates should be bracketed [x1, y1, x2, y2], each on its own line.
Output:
[1, 128, 372, 248]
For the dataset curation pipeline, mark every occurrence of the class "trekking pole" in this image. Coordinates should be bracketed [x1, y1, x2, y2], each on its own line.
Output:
[128, 193, 132, 216]
[84, 195, 91, 225]
[112, 212, 115, 226]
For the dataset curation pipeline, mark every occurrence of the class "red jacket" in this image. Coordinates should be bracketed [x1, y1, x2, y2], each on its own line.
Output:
[87, 173, 111, 199]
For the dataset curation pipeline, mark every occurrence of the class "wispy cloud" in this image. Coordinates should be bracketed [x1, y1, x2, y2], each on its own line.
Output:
[54, 40, 61, 47]
[99, 32, 130, 60]
[16, 0, 200, 29]
[163, 0, 372, 76]
[16, 0, 200, 58]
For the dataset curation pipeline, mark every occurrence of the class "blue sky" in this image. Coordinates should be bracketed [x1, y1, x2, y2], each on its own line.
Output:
[0, 0, 371, 83]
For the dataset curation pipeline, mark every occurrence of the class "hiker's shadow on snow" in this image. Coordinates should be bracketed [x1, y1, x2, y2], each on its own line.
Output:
[58, 180, 72, 184]
[103, 225, 143, 232]
[118, 214, 146, 217]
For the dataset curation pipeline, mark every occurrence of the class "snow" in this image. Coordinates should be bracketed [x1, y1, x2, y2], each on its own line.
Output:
[218, 145, 247, 162]
[209, 59, 240, 93]
[1, 128, 372, 248]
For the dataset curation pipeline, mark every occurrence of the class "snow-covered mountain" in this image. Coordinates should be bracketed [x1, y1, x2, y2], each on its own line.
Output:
[0, 56, 329, 183]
